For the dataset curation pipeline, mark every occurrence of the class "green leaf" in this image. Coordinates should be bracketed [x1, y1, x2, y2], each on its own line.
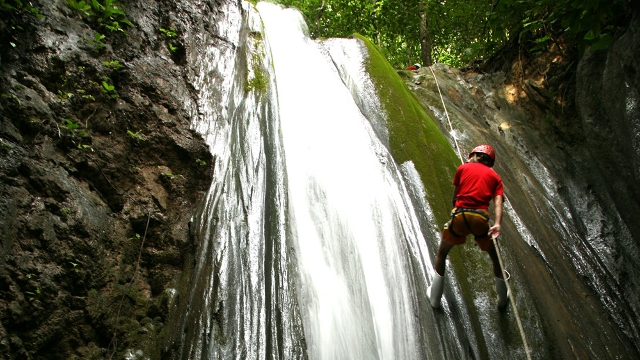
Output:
[103, 60, 123, 70]
[101, 81, 115, 92]
[105, 21, 123, 32]
[121, 18, 133, 27]
[64, 119, 80, 130]
[91, 0, 102, 12]
[160, 27, 177, 38]
[583, 30, 596, 40]
[1, 1, 17, 11]
[535, 35, 551, 43]
[590, 33, 612, 51]
[127, 129, 146, 140]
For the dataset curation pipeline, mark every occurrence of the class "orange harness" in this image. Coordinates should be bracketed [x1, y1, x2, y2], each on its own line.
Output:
[447, 208, 489, 238]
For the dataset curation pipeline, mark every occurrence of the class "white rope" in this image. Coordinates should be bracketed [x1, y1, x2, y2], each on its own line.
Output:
[428, 65, 465, 164]
[493, 237, 533, 360]
[428, 64, 533, 360]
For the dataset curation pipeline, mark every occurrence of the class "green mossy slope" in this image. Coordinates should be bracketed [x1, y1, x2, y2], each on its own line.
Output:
[355, 34, 459, 225]
[357, 35, 495, 358]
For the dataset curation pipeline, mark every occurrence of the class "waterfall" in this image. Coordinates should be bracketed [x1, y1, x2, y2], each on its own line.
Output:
[258, 2, 433, 359]
[170, 1, 439, 358]
[167, 1, 640, 359]
[170, 2, 305, 358]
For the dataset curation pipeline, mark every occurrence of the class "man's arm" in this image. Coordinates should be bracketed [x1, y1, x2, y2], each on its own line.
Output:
[452, 185, 458, 208]
[488, 194, 503, 238]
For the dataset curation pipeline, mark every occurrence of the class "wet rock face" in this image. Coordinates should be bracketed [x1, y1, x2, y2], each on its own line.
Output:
[402, 11, 640, 357]
[575, 11, 640, 339]
[576, 13, 640, 237]
[0, 0, 214, 358]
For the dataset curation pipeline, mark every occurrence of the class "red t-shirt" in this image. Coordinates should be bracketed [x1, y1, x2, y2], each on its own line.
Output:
[452, 162, 504, 210]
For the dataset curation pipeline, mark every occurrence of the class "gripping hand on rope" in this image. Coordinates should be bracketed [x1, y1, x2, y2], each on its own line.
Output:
[488, 223, 501, 239]
[488, 194, 503, 239]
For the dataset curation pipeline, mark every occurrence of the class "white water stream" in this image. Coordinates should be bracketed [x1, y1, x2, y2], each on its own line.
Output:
[257, 3, 431, 359]
[171, 2, 640, 359]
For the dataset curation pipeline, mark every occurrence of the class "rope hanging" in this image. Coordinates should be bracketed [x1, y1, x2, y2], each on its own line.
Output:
[428, 65, 465, 164]
[428, 65, 533, 360]
[493, 236, 533, 360]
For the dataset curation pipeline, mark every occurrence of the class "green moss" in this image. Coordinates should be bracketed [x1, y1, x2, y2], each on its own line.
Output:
[356, 34, 459, 225]
[245, 36, 269, 96]
[359, 35, 498, 355]
[246, 66, 268, 94]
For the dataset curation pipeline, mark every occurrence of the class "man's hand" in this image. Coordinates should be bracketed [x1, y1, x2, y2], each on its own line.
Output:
[488, 224, 501, 238]
[490, 194, 503, 239]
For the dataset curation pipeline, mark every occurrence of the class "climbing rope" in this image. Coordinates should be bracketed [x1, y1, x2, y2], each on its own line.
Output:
[428, 65, 465, 164]
[428, 65, 533, 360]
[493, 236, 533, 360]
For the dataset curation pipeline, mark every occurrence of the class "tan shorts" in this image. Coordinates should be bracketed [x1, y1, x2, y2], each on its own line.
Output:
[442, 208, 492, 251]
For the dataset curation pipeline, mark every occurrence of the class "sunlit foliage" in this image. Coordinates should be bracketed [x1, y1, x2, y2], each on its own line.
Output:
[274, 0, 635, 68]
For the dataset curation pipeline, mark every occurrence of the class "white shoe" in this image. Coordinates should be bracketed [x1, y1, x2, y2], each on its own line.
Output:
[427, 273, 445, 308]
[496, 270, 510, 309]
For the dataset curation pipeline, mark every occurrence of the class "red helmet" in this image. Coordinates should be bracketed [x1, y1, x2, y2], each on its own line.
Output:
[469, 144, 495, 165]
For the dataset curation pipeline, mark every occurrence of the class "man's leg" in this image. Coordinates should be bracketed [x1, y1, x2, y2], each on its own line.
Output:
[486, 242, 510, 308]
[486, 242, 503, 279]
[428, 241, 454, 308]
[434, 241, 454, 276]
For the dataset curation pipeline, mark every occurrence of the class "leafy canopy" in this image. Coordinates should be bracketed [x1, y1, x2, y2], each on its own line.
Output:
[274, 0, 634, 68]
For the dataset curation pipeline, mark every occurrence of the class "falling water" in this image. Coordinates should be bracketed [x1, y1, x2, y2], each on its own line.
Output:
[167, 1, 640, 359]
[258, 2, 431, 358]
[168, 1, 438, 358]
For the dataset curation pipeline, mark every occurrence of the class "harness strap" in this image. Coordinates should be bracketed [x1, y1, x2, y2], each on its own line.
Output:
[447, 216, 461, 237]
[448, 208, 489, 238]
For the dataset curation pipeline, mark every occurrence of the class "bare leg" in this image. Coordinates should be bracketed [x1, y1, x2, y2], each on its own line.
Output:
[486, 243, 503, 279]
[434, 241, 454, 276]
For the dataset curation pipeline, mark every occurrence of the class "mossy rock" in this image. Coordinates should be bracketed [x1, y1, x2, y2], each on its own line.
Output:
[356, 33, 459, 224]
[358, 34, 500, 356]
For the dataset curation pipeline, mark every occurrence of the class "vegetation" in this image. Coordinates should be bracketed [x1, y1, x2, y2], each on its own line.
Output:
[159, 27, 181, 54]
[64, 118, 81, 131]
[276, 0, 635, 68]
[0, 0, 44, 52]
[101, 78, 118, 98]
[103, 59, 124, 70]
[159, 27, 177, 38]
[86, 31, 106, 50]
[67, 0, 133, 32]
[245, 32, 269, 95]
[356, 33, 458, 223]
[127, 129, 147, 141]
[0, 0, 43, 18]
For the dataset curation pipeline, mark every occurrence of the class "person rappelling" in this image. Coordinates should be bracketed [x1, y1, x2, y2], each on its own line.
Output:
[427, 144, 509, 309]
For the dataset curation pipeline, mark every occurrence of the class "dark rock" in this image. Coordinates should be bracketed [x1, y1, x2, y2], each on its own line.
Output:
[0, 0, 215, 358]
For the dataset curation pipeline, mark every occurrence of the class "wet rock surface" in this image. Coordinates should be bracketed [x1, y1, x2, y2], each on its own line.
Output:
[2, 0, 639, 359]
[1, 0, 214, 358]
[573, 10, 640, 348]
[402, 10, 640, 359]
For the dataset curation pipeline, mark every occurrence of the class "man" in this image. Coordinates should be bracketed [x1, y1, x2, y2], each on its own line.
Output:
[427, 144, 509, 309]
